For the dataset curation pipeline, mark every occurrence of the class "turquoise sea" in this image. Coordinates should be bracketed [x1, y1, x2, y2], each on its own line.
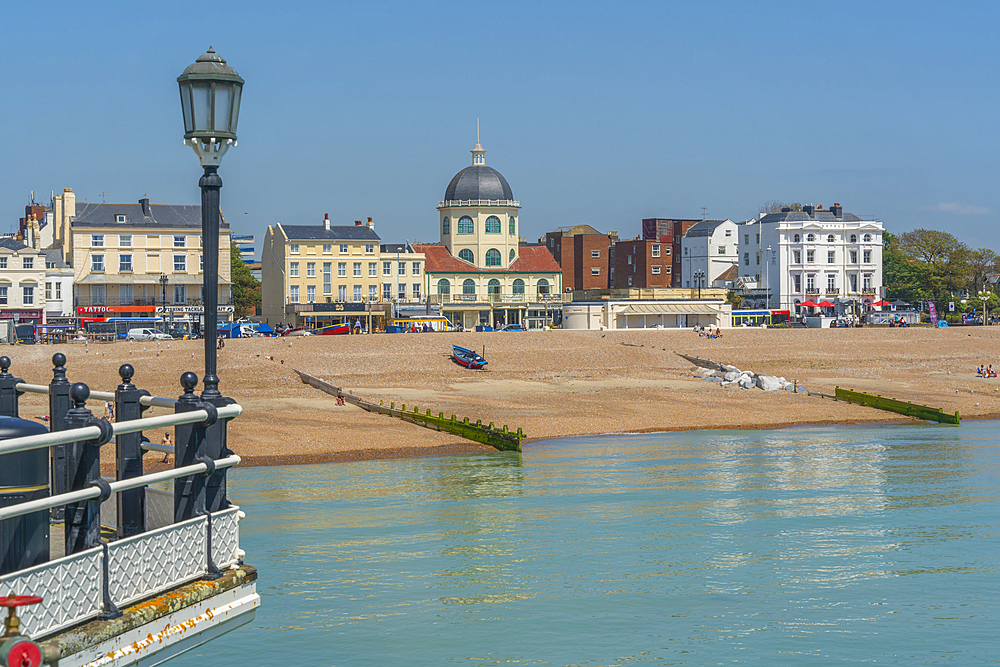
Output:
[175, 422, 998, 666]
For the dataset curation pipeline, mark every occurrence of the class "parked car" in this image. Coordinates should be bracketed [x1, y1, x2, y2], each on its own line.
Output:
[125, 327, 172, 341]
[499, 324, 526, 332]
[164, 328, 189, 339]
[830, 318, 850, 328]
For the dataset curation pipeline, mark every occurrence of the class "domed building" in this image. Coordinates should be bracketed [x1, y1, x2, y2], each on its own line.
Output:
[415, 141, 562, 330]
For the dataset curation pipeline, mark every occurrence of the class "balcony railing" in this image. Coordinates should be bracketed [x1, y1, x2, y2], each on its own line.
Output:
[862, 288, 877, 295]
[438, 199, 520, 208]
[805, 288, 820, 295]
[430, 293, 560, 305]
[825, 289, 840, 296]
[74, 297, 234, 307]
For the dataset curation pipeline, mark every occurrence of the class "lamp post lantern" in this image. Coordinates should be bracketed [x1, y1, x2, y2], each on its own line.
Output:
[159, 272, 168, 314]
[178, 47, 243, 399]
[694, 269, 705, 299]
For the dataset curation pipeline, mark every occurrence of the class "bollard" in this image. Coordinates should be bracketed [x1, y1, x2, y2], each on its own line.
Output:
[114, 364, 148, 537]
[0, 357, 23, 418]
[49, 353, 72, 522]
[63, 383, 113, 555]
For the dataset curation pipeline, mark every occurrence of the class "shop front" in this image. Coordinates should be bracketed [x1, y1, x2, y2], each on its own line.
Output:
[288, 302, 388, 332]
[155, 305, 235, 335]
[0, 309, 44, 325]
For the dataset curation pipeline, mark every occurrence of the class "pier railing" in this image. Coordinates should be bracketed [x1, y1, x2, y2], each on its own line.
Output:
[0, 353, 246, 639]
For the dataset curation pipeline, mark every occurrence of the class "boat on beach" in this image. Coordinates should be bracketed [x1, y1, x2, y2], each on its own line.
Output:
[316, 323, 351, 335]
[452, 344, 488, 369]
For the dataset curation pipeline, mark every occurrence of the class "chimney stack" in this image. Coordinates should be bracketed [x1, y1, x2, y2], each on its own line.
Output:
[803, 204, 815, 217]
[324, 213, 330, 231]
[355, 220, 362, 226]
[367, 216, 374, 229]
[139, 198, 151, 217]
[831, 203, 843, 218]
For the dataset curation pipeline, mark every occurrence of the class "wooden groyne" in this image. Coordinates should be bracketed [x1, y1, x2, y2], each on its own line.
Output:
[293, 369, 523, 452]
[834, 387, 960, 425]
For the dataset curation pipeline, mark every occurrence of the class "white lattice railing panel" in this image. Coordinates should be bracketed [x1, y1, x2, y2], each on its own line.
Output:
[146, 488, 174, 530]
[0, 547, 103, 638]
[212, 506, 241, 568]
[107, 516, 207, 608]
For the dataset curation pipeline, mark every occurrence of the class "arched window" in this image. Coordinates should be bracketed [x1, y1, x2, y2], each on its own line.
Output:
[487, 278, 501, 296]
[458, 216, 474, 234]
[863, 233, 872, 242]
[485, 248, 502, 266]
[462, 278, 476, 295]
[485, 216, 501, 233]
[850, 234, 857, 243]
[512, 278, 525, 295]
[793, 234, 800, 243]
[442, 217, 450, 235]
[437, 278, 450, 295]
[537, 278, 550, 295]
[458, 249, 474, 264]
[509, 248, 516, 262]
[827, 234, 835, 243]
[806, 233, 815, 242]
[509, 217, 516, 234]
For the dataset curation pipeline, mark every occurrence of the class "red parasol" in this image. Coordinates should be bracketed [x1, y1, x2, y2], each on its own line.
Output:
[798, 300, 819, 307]
[871, 299, 890, 307]
[817, 300, 835, 307]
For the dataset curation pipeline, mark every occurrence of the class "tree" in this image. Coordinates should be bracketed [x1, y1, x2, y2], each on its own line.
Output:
[231, 244, 260, 317]
[757, 201, 802, 216]
[896, 229, 966, 267]
[726, 290, 744, 309]
[966, 248, 999, 295]
[883, 232, 931, 303]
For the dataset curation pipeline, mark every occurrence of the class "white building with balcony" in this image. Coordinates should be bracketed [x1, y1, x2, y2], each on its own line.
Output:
[738, 203, 883, 312]
[680, 219, 738, 289]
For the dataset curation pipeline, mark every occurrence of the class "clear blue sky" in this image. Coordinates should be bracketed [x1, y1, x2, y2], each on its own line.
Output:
[2, 1, 997, 252]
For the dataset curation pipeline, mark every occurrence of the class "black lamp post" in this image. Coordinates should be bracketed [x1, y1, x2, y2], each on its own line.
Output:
[159, 272, 168, 320]
[694, 269, 705, 299]
[177, 47, 244, 400]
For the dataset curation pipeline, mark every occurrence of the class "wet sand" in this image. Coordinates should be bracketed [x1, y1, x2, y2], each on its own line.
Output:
[4, 326, 998, 468]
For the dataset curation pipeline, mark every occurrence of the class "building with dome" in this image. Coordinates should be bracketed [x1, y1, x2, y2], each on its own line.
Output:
[416, 141, 562, 330]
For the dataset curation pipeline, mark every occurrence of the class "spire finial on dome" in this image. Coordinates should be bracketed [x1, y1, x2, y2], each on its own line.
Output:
[471, 119, 486, 165]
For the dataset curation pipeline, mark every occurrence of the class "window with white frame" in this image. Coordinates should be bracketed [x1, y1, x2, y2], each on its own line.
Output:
[793, 250, 801, 263]
[651, 266, 661, 274]
[323, 244, 332, 254]
[806, 274, 816, 290]
[45, 282, 52, 301]
[592, 267, 600, 275]
[745, 234, 750, 244]
[652, 244, 660, 257]
[307, 262, 316, 277]
[863, 234, 872, 242]
[353, 262, 361, 277]
[827, 274, 836, 291]
[290, 285, 299, 302]
[22, 257, 33, 270]
[91, 235, 104, 247]
[174, 255, 186, 271]
[369, 262, 377, 277]
[369, 285, 378, 301]
[92, 254, 105, 271]
[398, 262, 406, 276]
[307, 285, 316, 303]
[0, 258, 6, 269]
[115, 215, 126, 223]
[22, 286, 33, 305]
[864, 249, 871, 263]
[863, 274, 872, 289]
[725, 229, 732, 237]
[718, 246, 726, 255]
[850, 274, 858, 292]
[174, 235, 185, 248]
[806, 250, 815, 263]
[383, 261, 391, 276]
[412, 262, 420, 276]
[0, 287, 8, 305]
[793, 274, 801, 292]
[850, 234, 857, 243]
[354, 285, 362, 302]
[338, 285, 347, 301]
[383, 283, 392, 301]
[850, 250, 858, 263]
[323, 263, 332, 294]
[338, 262, 346, 277]
[290, 262, 299, 277]
[200, 254, 204, 272]
[398, 284, 406, 300]
[120, 235, 132, 247]
[744, 252, 750, 266]
[339, 244, 348, 254]
[289, 243, 299, 254]
[366, 244, 374, 254]
[120, 255, 133, 271]
[173, 285, 185, 304]
[591, 250, 600, 258]
[827, 251, 835, 264]
[827, 234, 835, 243]
[413, 283, 421, 299]
[806, 234, 815, 242]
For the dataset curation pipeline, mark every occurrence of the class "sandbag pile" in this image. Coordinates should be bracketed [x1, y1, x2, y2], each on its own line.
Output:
[697, 366, 806, 392]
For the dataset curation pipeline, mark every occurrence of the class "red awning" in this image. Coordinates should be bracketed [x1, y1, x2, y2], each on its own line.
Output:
[817, 300, 835, 307]
[871, 299, 890, 307]
[798, 300, 819, 307]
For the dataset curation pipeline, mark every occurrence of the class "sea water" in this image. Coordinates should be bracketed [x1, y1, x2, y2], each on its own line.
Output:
[174, 422, 999, 666]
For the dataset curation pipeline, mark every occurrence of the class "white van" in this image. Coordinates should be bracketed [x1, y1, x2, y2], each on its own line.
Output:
[125, 328, 171, 341]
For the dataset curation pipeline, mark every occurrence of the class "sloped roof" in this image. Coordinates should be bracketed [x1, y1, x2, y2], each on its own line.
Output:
[280, 224, 380, 241]
[415, 243, 561, 273]
[0, 238, 30, 252]
[549, 224, 605, 237]
[44, 249, 70, 268]
[716, 264, 739, 281]
[684, 220, 731, 237]
[71, 202, 228, 229]
[760, 210, 864, 224]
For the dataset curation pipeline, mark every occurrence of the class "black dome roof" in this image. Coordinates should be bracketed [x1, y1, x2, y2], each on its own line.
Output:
[444, 165, 514, 202]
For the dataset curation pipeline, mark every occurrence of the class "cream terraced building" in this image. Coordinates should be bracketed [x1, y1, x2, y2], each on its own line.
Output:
[0, 238, 46, 323]
[262, 216, 426, 328]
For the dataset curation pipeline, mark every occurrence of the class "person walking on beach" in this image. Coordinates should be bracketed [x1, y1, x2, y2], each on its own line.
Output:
[160, 432, 172, 463]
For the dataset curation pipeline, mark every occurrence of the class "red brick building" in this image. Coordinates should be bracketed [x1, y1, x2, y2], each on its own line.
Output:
[612, 238, 672, 288]
[544, 225, 617, 292]
[641, 218, 701, 287]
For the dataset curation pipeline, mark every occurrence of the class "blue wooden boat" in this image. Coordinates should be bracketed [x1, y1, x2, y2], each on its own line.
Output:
[452, 344, 487, 369]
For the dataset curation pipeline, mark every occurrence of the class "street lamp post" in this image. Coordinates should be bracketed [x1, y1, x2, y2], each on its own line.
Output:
[694, 269, 705, 299]
[177, 47, 244, 400]
[159, 273, 168, 328]
[978, 290, 990, 325]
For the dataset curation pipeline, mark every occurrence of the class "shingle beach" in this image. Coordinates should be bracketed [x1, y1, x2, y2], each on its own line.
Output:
[5, 327, 998, 470]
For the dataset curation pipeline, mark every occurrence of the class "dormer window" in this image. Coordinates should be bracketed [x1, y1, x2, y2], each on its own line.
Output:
[116, 215, 126, 223]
